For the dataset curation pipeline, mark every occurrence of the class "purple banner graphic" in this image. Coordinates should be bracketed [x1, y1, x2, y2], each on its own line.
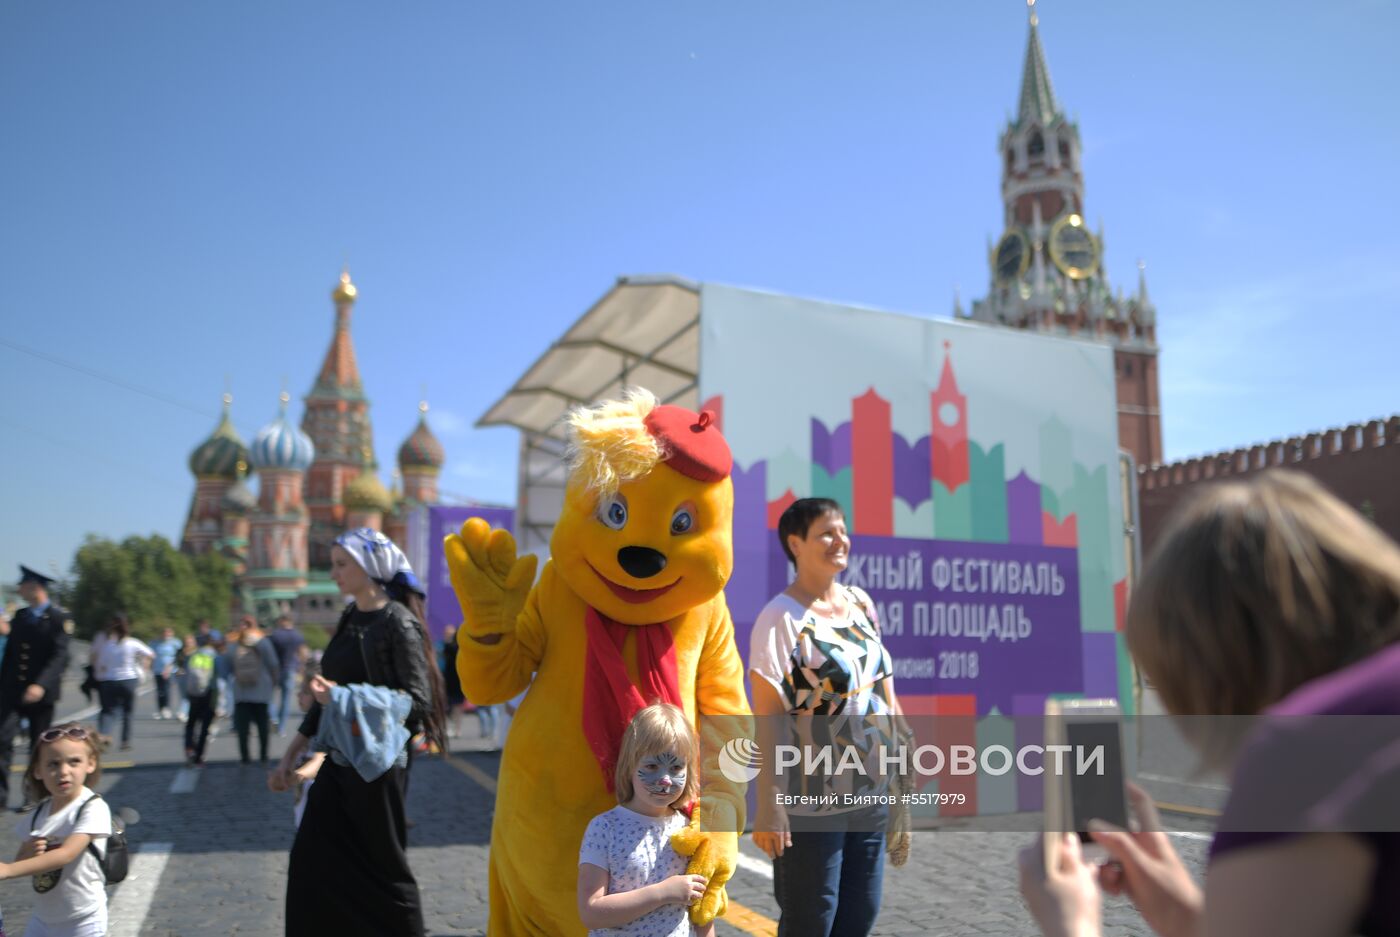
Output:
[768, 534, 1081, 710]
[422, 505, 515, 643]
[865, 536, 1081, 704]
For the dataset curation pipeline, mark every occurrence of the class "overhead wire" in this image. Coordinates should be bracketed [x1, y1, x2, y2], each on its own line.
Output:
[1, 338, 513, 506]
[0, 337, 216, 421]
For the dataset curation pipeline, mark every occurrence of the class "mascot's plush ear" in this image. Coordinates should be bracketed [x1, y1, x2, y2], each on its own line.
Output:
[644, 407, 732, 482]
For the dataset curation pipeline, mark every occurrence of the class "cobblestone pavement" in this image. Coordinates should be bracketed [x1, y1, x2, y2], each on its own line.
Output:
[0, 667, 1217, 936]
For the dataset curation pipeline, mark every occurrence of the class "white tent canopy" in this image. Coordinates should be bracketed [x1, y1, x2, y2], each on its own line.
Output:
[479, 274, 702, 553]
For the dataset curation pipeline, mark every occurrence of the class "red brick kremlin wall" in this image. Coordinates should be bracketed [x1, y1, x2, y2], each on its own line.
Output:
[1137, 416, 1400, 555]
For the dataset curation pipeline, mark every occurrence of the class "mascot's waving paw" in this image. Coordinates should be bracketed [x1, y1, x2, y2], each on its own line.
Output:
[671, 802, 738, 926]
[444, 517, 537, 640]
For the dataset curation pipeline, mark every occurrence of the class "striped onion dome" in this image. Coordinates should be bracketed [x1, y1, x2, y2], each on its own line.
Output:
[221, 473, 257, 514]
[397, 401, 445, 472]
[344, 468, 395, 513]
[189, 396, 250, 479]
[250, 393, 315, 472]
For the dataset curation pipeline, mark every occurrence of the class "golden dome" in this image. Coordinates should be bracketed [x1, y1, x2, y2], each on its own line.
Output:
[344, 469, 394, 513]
[332, 269, 358, 304]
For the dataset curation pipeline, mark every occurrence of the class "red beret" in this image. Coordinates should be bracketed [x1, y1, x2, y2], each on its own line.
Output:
[644, 406, 732, 483]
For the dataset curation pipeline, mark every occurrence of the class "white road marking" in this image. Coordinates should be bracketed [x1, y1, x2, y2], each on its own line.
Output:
[66, 702, 101, 722]
[107, 841, 174, 937]
[169, 768, 200, 794]
[735, 851, 774, 880]
[63, 683, 154, 724]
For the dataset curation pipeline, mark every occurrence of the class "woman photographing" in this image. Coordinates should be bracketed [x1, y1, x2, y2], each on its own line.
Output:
[1020, 471, 1400, 937]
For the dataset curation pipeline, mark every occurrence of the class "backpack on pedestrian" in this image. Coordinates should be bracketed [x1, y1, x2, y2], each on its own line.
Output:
[29, 793, 129, 885]
[233, 642, 267, 688]
[183, 647, 217, 698]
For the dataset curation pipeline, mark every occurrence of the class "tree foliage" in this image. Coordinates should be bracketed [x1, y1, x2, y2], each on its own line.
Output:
[68, 534, 232, 640]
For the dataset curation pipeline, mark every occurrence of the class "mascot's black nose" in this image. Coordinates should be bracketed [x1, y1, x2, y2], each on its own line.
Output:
[618, 546, 668, 580]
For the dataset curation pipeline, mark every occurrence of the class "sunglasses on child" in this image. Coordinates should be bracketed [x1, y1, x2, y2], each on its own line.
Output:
[37, 726, 91, 744]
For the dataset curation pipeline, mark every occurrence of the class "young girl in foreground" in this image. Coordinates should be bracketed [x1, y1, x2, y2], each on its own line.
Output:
[2, 723, 112, 937]
[578, 704, 714, 937]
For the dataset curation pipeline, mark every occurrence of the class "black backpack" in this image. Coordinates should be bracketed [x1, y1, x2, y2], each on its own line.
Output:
[30, 792, 129, 885]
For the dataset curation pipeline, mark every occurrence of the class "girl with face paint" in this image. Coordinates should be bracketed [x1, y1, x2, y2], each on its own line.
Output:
[578, 704, 715, 936]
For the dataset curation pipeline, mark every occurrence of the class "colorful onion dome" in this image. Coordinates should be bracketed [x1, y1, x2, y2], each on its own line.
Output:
[189, 395, 250, 479]
[332, 268, 358, 305]
[398, 401, 445, 472]
[221, 472, 257, 514]
[250, 392, 315, 472]
[344, 467, 395, 513]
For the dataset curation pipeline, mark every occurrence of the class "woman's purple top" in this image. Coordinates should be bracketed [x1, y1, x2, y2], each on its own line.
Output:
[1211, 642, 1400, 935]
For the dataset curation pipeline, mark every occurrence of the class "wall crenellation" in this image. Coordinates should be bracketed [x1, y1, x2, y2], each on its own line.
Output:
[1139, 416, 1398, 491]
[1136, 414, 1400, 553]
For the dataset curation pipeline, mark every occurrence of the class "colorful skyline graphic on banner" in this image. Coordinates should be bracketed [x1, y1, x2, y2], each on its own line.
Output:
[698, 283, 1133, 815]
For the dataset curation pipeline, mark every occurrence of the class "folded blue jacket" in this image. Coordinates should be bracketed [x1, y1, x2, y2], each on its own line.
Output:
[313, 683, 412, 782]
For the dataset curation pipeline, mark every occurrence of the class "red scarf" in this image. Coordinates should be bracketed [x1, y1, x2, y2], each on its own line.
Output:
[582, 607, 683, 791]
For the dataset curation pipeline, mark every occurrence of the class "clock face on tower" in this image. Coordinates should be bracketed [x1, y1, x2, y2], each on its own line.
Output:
[1048, 213, 1100, 279]
[993, 230, 1030, 285]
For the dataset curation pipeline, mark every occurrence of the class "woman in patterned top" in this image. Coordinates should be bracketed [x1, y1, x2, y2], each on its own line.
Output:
[749, 498, 904, 937]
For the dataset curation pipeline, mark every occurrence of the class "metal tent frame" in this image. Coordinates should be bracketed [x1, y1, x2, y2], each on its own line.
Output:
[478, 275, 702, 555]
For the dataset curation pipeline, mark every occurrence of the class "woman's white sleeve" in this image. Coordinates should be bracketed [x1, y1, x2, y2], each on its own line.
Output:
[748, 602, 798, 697]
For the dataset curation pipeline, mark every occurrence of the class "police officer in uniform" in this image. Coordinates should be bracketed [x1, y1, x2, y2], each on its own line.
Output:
[0, 566, 71, 806]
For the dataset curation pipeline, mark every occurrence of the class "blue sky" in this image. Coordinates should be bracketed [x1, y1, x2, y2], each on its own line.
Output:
[2, 1, 1397, 585]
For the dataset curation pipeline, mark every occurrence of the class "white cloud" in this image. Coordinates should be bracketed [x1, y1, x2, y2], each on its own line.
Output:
[430, 408, 470, 436]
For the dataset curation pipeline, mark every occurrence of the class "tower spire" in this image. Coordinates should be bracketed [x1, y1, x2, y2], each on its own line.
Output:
[303, 269, 375, 568]
[314, 270, 364, 393]
[1019, 0, 1060, 126]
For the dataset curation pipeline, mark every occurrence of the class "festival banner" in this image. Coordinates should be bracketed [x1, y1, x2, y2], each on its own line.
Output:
[698, 284, 1131, 813]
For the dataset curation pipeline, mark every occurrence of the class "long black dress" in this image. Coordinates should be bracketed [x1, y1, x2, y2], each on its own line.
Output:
[285, 601, 433, 937]
[442, 635, 465, 706]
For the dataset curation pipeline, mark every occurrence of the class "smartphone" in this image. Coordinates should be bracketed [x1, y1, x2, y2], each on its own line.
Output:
[1043, 698, 1129, 864]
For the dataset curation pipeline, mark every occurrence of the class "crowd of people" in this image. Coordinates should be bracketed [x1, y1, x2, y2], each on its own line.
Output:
[0, 531, 446, 936]
[578, 475, 1400, 937]
[75, 612, 313, 767]
[0, 466, 1397, 937]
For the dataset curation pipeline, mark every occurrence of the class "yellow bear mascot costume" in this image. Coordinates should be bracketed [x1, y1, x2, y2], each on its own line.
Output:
[446, 388, 750, 936]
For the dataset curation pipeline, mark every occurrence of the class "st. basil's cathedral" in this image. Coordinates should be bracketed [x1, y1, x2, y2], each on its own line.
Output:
[178, 270, 446, 627]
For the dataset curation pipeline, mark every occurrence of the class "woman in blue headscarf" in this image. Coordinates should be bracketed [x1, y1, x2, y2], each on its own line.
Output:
[271, 528, 447, 937]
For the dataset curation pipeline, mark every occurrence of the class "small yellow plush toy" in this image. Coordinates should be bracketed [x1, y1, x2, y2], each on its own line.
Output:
[446, 388, 751, 936]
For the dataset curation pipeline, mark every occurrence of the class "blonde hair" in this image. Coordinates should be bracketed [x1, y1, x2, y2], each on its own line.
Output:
[26, 723, 102, 804]
[614, 703, 701, 808]
[565, 388, 667, 503]
[1128, 470, 1400, 739]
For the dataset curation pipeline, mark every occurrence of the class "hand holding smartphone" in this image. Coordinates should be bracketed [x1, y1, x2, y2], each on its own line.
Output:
[1043, 698, 1130, 867]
